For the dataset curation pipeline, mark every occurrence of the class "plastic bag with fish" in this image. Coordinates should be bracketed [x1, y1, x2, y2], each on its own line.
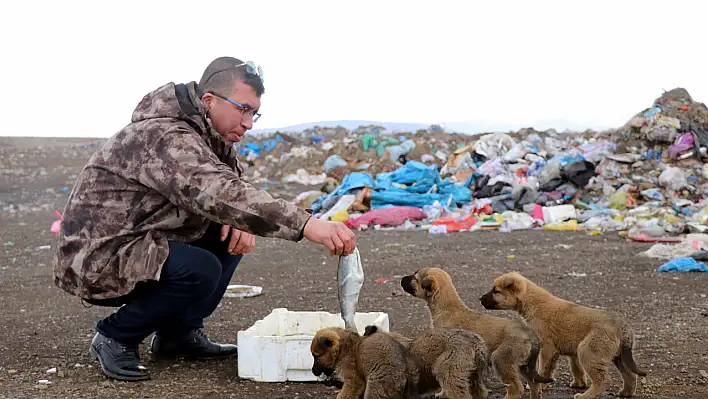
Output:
[337, 247, 364, 331]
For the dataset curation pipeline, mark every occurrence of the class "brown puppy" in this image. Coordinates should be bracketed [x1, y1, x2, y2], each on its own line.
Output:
[479, 272, 647, 399]
[310, 326, 421, 399]
[364, 325, 492, 399]
[401, 267, 552, 399]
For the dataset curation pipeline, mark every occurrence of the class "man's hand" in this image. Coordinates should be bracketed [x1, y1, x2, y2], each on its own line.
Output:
[303, 218, 356, 256]
[221, 225, 256, 255]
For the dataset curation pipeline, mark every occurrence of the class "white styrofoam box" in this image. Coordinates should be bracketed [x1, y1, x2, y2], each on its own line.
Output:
[237, 308, 389, 382]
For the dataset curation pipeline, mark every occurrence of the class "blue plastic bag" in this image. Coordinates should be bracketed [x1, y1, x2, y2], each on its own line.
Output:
[657, 257, 708, 272]
[324, 155, 348, 173]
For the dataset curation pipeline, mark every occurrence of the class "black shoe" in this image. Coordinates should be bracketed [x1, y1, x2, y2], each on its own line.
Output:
[89, 332, 150, 381]
[149, 329, 238, 360]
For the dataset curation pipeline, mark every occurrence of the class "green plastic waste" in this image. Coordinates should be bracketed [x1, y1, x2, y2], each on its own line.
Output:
[375, 138, 400, 157]
[609, 191, 629, 210]
[362, 134, 376, 151]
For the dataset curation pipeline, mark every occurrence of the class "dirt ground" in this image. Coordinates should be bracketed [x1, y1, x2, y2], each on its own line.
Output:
[1, 137, 707, 399]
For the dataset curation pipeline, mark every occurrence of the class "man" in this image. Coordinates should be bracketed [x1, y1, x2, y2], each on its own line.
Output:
[53, 56, 356, 382]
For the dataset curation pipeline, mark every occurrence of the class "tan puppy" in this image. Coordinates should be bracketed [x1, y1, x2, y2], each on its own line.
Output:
[364, 325, 493, 399]
[310, 326, 421, 399]
[401, 267, 552, 399]
[479, 272, 647, 399]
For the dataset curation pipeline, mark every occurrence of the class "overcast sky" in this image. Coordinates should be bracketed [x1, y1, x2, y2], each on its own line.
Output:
[2, 0, 706, 138]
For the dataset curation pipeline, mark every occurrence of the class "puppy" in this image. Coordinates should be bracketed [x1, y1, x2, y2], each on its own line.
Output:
[364, 325, 493, 399]
[401, 267, 552, 399]
[479, 272, 647, 399]
[310, 326, 421, 399]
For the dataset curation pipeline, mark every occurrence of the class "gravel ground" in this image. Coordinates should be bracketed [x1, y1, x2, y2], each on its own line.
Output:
[1, 137, 707, 399]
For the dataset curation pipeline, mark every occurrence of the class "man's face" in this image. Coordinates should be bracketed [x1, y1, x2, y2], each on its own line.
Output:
[202, 80, 261, 146]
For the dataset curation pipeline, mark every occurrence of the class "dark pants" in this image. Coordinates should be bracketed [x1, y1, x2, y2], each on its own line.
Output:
[96, 223, 243, 344]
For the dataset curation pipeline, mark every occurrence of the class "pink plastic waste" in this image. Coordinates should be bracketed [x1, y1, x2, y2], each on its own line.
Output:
[51, 210, 62, 236]
[532, 204, 544, 221]
[345, 206, 427, 228]
[668, 133, 695, 160]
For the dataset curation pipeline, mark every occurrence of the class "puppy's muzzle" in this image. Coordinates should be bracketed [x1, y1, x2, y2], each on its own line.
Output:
[479, 291, 497, 309]
[400, 275, 416, 295]
[312, 361, 333, 377]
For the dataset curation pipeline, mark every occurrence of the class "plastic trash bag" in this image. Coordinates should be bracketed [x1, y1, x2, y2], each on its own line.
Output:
[345, 206, 428, 228]
[474, 133, 516, 159]
[386, 140, 416, 163]
[478, 157, 506, 178]
[324, 154, 348, 173]
[578, 141, 618, 164]
[659, 167, 688, 191]
[658, 257, 708, 272]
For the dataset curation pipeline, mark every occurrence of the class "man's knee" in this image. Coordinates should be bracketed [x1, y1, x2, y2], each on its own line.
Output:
[166, 243, 222, 299]
[189, 259, 221, 298]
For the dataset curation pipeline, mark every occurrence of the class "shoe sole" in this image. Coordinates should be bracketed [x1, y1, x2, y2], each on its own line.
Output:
[89, 345, 151, 382]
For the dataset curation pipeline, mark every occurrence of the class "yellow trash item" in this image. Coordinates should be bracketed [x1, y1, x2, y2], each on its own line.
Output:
[331, 209, 350, 222]
[542, 220, 579, 231]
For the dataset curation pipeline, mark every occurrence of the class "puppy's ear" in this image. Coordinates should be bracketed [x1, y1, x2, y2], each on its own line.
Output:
[318, 336, 333, 349]
[364, 325, 378, 336]
[500, 275, 517, 291]
[421, 279, 434, 291]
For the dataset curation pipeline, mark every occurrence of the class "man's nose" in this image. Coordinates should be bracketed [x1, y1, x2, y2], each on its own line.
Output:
[241, 113, 253, 130]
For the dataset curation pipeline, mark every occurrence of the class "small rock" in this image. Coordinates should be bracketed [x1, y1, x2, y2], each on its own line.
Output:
[73, 363, 83, 368]
[699, 369, 708, 378]
[8, 369, 17, 374]
[57, 370, 65, 378]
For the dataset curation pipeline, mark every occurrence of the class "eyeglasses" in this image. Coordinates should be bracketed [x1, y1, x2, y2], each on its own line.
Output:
[208, 90, 262, 123]
[235, 61, 264, 85]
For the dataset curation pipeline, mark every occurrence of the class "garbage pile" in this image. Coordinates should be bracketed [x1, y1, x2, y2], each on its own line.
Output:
[238, 88, 708, 258]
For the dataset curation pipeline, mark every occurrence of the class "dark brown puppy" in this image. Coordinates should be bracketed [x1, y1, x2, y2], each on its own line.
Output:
[364, 325, 492, 399]
[480, 272, 647, 399]
[401, 267, 551, 399]
[310, 326, 421, 399]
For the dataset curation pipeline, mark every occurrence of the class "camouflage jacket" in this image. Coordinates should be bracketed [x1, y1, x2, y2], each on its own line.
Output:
[53, 81, 312, 300]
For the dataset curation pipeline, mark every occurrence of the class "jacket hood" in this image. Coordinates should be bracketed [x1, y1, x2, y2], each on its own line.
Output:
[131, 81, 210, 135]
[130, 81, 231, 157]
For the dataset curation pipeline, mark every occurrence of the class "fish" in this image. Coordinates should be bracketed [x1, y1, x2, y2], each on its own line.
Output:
[337, 246, 365, 332]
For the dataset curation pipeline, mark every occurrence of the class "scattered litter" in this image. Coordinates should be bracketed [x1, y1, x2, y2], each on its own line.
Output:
[208, 88, 708, 250]
[46, 368, 56, 374]
[566, 272, 588, 277]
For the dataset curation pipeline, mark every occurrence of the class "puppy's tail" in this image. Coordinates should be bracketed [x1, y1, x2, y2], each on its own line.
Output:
[521, 341, 554, 384]
[620, 330, 647, 377]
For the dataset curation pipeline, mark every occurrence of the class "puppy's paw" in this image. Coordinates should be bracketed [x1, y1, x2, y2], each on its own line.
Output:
[618, 388, 636, 397]
[570, 379, 588, 389]
[434, 390, 449, 399]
